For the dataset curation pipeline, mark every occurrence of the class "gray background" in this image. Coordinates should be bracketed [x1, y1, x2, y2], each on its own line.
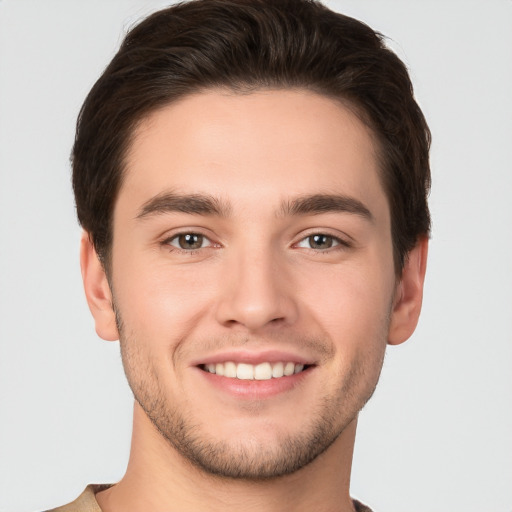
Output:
[1, 1, 511, 511]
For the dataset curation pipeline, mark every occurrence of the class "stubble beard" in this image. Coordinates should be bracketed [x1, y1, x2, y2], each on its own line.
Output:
[116, 312, 387, 481]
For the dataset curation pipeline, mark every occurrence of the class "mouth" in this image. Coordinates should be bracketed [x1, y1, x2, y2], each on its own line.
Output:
[199, 361, 312, 380]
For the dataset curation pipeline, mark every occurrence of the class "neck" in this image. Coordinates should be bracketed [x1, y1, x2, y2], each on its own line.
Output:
[97, 402, 357, 512]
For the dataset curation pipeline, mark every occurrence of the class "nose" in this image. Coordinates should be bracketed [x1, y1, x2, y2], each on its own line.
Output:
[214, 245, 299, 332]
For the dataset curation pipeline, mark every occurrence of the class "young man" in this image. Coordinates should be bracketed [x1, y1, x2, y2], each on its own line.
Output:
[50, 0, 430, 510]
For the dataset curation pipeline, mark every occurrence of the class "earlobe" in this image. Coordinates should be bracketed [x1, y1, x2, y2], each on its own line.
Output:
[388, 237, 428, 345]
[80, 231, 119, 342]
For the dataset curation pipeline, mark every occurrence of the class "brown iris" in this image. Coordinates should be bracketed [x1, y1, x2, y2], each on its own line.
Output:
[308, 234, 334, 249]
[177, 233, 204, 250]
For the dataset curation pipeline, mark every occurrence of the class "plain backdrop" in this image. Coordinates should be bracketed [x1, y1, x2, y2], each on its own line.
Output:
[1, 1, 511, 511]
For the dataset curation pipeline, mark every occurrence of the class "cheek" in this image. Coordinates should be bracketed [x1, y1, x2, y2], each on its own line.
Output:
[299, 260, 394, 333]
[296, 260, 394, 393]
[111, 252, 215, 345]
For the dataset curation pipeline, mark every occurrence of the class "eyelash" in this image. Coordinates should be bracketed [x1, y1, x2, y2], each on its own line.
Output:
[162, 232, 216, 254]
[161, 231, 351, 255]
[294, 233, 351, 252]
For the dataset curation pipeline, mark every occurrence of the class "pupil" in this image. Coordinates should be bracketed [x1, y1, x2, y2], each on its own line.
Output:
[179, 234, 202, 249]
[311, 234, 332, 249]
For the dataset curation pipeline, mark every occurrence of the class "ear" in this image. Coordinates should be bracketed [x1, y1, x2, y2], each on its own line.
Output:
[80, 231, 119, 341]
[388, 237, 428, 345]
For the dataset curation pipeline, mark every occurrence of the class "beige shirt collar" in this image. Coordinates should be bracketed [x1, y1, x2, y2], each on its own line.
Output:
[45, 484, 112, 512]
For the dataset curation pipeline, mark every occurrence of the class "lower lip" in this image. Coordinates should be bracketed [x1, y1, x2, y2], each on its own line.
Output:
[196, 367, 313, 399]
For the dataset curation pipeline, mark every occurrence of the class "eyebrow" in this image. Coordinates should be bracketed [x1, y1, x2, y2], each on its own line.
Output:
[136, 192, 231, 219]
[136, 191, 373, 222]
[280, 193, 373, 221]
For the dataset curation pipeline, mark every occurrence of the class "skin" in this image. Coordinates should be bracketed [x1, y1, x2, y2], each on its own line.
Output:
[81, 89, 428, 512]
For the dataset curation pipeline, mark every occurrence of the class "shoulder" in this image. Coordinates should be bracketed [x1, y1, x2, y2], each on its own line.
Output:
[353, 499, 374, 512]
[43, 484, 112, 512]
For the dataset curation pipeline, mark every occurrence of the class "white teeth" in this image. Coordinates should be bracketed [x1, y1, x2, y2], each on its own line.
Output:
[272, 362, 284, 378]
[284, 362, 295, 376]
[224, 361, 237, 378]
[236, 363, 254, 380]
[254, 362, 272, 380]
[203, 361, 307, 380]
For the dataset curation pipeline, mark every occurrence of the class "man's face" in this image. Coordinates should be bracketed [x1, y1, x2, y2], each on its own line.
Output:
[108, 90, 398, 478]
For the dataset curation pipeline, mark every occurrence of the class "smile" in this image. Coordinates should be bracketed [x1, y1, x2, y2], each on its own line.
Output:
[200, 361, 307, 380]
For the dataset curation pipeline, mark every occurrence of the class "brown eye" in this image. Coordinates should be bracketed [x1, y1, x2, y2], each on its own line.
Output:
[170, 233, 206, 250]
[296, 233, 345, 251]
[308, 234, 335, 249]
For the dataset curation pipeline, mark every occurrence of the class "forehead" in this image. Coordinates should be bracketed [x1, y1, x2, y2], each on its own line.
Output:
[119, 89, 387, 219]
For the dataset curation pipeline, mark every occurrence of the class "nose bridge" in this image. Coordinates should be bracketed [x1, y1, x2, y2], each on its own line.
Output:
[214, 238, 297, 331]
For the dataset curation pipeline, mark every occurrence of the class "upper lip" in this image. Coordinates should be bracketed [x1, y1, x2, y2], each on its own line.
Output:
[190, 349, 316, 367]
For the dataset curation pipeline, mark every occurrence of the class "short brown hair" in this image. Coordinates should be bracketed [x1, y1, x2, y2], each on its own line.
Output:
[72, 0, 431, 273]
